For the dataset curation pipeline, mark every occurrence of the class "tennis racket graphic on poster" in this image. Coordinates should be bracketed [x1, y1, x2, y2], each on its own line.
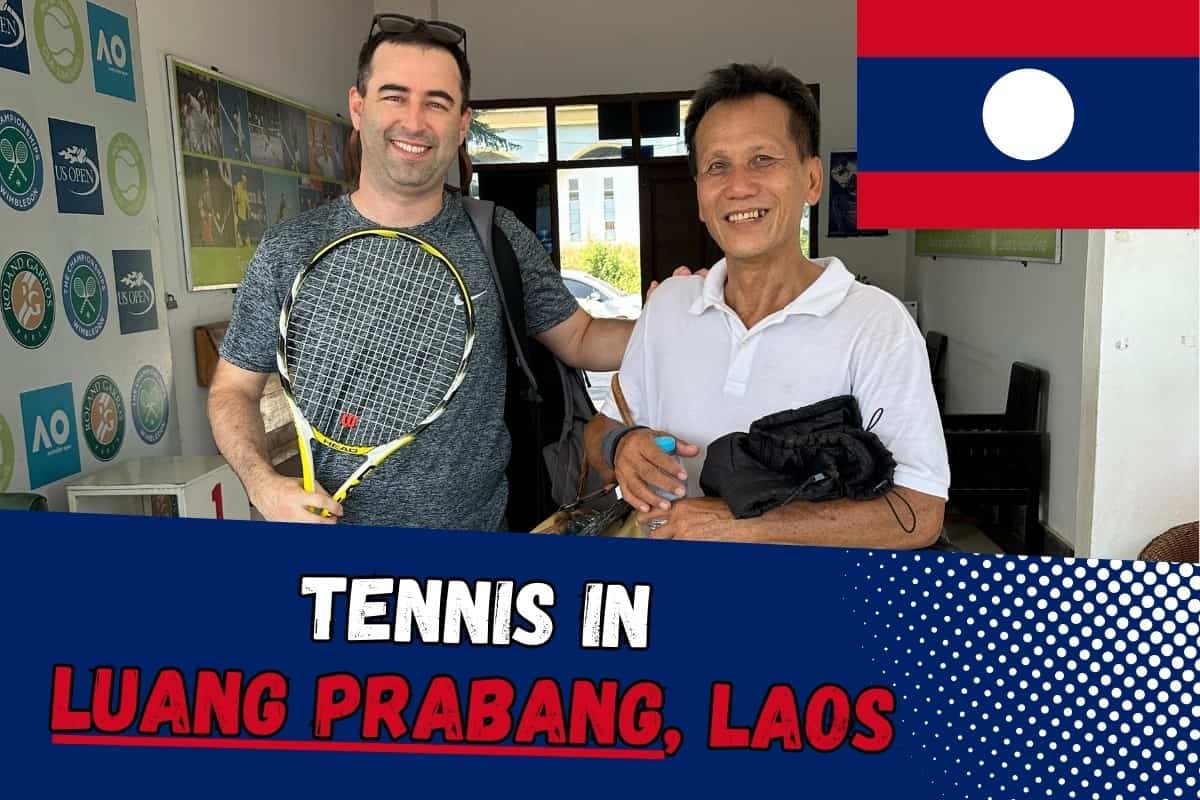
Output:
[276, 230, 476, 514]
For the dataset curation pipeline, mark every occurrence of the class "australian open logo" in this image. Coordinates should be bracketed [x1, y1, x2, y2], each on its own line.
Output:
[0, 108, 42, 210]
[130, 365, 168, 445]
[81, 374, 124, 461]
[49, 117, 102, 214]
[2, 250, 54, 348]
[0, 0, 31, 75]
[62, 250, 107, 339]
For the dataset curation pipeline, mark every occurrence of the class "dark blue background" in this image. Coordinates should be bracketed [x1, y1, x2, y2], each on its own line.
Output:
[0, 0, 29, 75]
[4, 511, 1194, 798]
[48, 117, 104, 215]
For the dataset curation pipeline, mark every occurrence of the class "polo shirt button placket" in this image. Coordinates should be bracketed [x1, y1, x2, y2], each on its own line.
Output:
[724, 333, 759, 398]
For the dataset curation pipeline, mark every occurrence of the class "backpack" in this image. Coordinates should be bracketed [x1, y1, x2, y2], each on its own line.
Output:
[462, 197, 615, 531]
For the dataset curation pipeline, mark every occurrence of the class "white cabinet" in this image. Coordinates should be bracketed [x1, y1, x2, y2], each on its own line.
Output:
[66, 456, 249, 519]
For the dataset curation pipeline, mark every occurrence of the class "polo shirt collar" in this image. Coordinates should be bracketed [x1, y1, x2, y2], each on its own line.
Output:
[688, 256, 857, 318]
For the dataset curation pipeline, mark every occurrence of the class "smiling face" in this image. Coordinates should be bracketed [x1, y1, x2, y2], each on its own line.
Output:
[693, 94, 822, 264]
[349, 42, 471, 197]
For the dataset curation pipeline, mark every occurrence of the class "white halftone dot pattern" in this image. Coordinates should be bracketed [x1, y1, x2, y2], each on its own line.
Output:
[854, 552, 1197, 799]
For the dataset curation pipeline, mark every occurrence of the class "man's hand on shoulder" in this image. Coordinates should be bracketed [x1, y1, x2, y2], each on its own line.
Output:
[647, 265, 709, 297]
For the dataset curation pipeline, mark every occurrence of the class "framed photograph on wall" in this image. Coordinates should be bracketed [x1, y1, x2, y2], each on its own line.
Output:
[827, 150, 887, 238]
[914, 229, 1063, 263]
[166, 56, 354, 291]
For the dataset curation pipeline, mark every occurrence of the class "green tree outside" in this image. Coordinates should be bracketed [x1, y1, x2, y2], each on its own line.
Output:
[560, 240, 641, 295]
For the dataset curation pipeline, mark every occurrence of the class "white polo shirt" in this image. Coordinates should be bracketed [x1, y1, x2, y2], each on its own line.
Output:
[602, 257, 950, 499]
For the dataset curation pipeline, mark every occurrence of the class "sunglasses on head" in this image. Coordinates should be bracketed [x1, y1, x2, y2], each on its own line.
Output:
[369, 13, 467, 51]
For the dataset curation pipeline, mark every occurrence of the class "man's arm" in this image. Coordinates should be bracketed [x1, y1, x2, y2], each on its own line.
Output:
[583, 411, 622, 482]
[648, 490, 945, 550]
[535, 267, 700, 371]
[535, 308, 633, 372]
[207, 359, 341, 523]
[585, 412, 700, 512]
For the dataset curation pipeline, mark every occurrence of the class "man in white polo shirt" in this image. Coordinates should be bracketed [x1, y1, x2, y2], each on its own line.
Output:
[583, 63, 949, 548]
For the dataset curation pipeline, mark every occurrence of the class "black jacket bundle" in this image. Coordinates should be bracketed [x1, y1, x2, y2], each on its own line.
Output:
[699, 395, 897, 519]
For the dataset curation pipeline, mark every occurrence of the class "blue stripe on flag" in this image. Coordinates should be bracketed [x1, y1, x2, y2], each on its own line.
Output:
[858, 57, 1200, 171]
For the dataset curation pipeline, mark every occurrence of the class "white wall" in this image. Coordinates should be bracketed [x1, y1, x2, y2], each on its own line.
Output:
[1078, 230, 1199, 560]
[135, 0, 374, 456]
[401, 0, 912, 298]
[915, 232, 1089, 544]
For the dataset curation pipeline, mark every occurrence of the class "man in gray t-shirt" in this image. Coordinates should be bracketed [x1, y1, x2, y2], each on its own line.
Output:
[207, 19, 634, 530]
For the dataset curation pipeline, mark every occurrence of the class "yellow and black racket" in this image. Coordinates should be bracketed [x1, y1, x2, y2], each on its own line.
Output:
[276, 229, 475, 513]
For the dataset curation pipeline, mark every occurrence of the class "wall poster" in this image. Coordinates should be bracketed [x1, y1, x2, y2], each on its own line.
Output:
[166, 55, 354, 291]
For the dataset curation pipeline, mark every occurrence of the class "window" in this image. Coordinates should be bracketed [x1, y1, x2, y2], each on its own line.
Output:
[603, 177, 616, 241]
[467, 107, 549, 163]
[641, 99, 691, 157]
[555, 104, 632, 161]
[568, 178, 581, 242]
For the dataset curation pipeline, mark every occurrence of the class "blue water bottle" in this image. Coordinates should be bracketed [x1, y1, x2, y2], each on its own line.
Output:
[645, 435, 680, 534]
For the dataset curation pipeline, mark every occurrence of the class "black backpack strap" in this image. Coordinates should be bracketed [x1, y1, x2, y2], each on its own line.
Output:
[462, 196, 557, 529]
[462, 196, 539, 400]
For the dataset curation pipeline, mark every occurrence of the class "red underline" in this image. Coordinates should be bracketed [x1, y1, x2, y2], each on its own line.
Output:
[50, 734, 666, 761]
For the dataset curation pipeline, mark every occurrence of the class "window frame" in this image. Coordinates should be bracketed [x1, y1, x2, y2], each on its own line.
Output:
[469, 87, 821, 265]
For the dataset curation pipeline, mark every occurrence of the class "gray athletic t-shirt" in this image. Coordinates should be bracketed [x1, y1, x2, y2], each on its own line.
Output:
[220, 191, 578, 530]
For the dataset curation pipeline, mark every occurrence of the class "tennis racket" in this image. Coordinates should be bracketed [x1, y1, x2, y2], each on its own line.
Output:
[276, 229, 475, 515]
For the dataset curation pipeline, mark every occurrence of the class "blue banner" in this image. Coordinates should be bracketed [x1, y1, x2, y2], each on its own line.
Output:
[4, 511, 1196, 797]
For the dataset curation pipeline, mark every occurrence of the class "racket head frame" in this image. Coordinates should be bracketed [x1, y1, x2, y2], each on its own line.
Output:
[275, 227, 476, 503]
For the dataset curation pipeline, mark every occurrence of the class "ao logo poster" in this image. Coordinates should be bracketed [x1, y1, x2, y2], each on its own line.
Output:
[86, 1, 134, 101]
[19, 382, 80, 488]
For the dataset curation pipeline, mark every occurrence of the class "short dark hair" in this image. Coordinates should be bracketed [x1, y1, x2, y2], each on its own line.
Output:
[355, 30, 472, 108]
[684, 63, 819, 176]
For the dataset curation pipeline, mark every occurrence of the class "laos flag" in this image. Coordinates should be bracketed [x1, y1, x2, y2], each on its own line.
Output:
[857, 0, 1200, 228]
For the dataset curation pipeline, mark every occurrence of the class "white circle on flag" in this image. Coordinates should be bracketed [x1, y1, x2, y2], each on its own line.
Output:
[982, 69, 1075, 161]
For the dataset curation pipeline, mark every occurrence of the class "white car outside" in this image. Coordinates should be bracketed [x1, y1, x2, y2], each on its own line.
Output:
[561, 270, 641, 320]
[560, 271, 641, 407]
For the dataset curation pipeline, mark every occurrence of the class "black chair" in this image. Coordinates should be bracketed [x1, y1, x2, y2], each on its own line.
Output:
[942, 362, 1047, 554]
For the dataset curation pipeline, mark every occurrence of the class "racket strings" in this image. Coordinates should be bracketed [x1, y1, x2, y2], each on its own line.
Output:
[285, 235, 469, 447]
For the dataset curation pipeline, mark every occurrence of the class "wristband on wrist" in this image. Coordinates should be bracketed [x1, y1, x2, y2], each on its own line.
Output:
[602, 424, 648, 469]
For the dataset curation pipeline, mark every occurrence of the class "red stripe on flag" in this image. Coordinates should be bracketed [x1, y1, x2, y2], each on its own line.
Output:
[858, 0, 1200, 57]
[857, 172, 1200, 229]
